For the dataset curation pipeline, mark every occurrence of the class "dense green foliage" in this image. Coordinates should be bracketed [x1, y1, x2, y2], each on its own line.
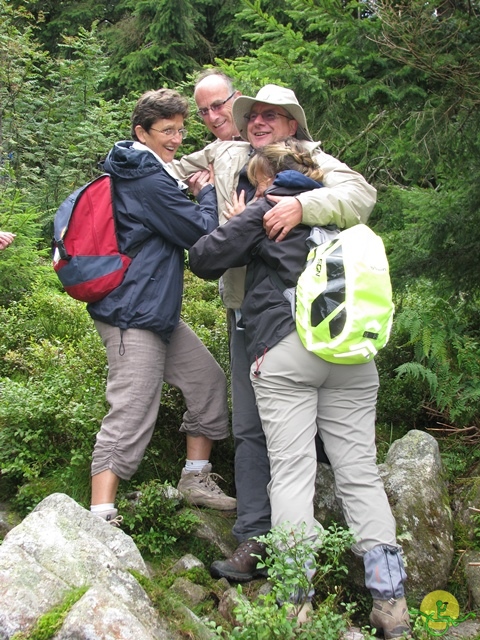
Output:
[0, 283, 108, 510]
[117, 480, 200, 558]
[1, 4, 479, 630]
[0, 274, 233, 513]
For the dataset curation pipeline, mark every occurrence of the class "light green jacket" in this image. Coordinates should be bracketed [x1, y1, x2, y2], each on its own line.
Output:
[173, 139, 377, 309]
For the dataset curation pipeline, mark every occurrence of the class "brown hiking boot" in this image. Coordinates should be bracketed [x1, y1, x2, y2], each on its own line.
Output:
[210, 539, 268, 582]
[369, 597, 412, 639]
[177, 463, 237, 511]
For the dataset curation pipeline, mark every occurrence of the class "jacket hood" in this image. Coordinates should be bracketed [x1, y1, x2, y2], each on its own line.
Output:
[272, 170, 323, 191]
[103, 141, 163, 180]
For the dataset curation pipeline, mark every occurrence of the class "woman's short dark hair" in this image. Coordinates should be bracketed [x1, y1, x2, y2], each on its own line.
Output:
[131, 89, 189, 140]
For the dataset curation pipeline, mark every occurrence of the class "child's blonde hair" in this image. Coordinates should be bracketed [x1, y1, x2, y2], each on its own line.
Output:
[247, 137, 323, 187]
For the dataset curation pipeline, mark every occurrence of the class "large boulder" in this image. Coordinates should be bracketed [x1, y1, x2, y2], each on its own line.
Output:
[379, 429, 454, 601]
[0, 493, 177, 640]
[314, 429, 455, 604]
[464, 550, 480, 609]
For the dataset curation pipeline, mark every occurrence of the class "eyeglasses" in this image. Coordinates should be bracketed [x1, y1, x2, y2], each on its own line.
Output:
[197, 91, 236, 117]
[149, 126, 188, 138]
[244, 110, 293, 124]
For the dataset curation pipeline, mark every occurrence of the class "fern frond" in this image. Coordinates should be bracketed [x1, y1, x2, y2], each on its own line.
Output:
[395, 362, 438, 394]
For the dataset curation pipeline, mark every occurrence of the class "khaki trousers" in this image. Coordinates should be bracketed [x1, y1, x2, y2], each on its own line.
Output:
[92, 319, 229, 480]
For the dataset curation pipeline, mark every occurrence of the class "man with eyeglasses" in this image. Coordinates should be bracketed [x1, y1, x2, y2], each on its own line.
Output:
[173, 82, 377, 582]
[194, 69, 242, 141]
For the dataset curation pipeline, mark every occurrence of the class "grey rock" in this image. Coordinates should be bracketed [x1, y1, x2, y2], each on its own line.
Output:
[217, 586, 249, 626]
[193, 510, 238, 558]
[170, 554, 205, 574]
[32, 492, 148, 574]
[314, 463, 345, 527]
[175, 605, 216, 640]
[464, 550, 480, 609]
[379, 429, 454, 601]
[170, 577, 208, 607]
[214, 577, 231, 593]
[342, 628, 365, 640]
[0, 544, 70, 639]
[52, 584, 174, 640]
[451, 464, 480, 545]
[313, 430, 455, 603]
[442, 619, 480, 639]
[0, 493, 167, 639]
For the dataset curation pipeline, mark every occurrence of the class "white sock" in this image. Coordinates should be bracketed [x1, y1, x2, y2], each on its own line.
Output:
[184, 459, 209, 473]
[90, 503, 115, 512]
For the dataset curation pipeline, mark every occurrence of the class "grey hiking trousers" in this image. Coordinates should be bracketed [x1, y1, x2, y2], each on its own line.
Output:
[229, 310, 272, 542]
[250, 330, 397, 556]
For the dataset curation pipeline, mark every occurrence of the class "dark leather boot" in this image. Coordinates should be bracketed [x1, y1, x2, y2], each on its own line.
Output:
[210, 539, 267, 581]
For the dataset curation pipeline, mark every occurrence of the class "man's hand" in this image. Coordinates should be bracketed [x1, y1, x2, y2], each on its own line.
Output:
[263, 195, 302, 242]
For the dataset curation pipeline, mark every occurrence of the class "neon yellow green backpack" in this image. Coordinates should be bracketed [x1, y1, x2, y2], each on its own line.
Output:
[295, 224, 394, 364]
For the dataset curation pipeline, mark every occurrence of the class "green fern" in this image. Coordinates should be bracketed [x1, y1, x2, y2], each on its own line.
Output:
[395, 362, 438, 394]
[393, 279, 480, 430]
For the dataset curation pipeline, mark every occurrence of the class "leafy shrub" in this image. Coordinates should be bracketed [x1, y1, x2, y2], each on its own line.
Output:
[117, 480, 199, 559]
[0, 268, 235, 512]
[182, 269, 230, 379]
[375, 324, 426, 441]
[0, 183, 47, 306]
[0, 283, 107, 510]
[0, 277, 97, 365]
[210, 522, 374, 640]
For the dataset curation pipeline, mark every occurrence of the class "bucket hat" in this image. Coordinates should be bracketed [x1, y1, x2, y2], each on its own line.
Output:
[232, 84, 312, 142]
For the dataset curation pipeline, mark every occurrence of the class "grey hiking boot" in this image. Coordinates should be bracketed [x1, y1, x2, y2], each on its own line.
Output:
[93, 508, 123, 527]
[369, 597, 412, 639]
[210, 539, 268, 581]
[177, 463, 236, 511]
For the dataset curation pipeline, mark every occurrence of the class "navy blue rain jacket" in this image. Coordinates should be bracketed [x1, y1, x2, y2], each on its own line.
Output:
[87, 141, 218, 343]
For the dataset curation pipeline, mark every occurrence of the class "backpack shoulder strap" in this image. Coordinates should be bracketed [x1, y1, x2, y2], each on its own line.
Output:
[265, 226, 340, 315]
[108, 173, 151, 259]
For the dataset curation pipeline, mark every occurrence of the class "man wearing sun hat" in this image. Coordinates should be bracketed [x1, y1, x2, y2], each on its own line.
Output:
[232, 83, 312, 143]
[171, 86, 411, 637]
[173, 81, 376, 538]
[179, 83, 376, 256]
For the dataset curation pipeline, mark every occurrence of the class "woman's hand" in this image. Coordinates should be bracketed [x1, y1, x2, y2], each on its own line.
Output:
[224, 190, 247, 220]
[188, 165, 215, 198]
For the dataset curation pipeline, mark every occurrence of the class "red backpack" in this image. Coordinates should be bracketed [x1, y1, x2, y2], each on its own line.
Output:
[52, 174, 133, 303]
